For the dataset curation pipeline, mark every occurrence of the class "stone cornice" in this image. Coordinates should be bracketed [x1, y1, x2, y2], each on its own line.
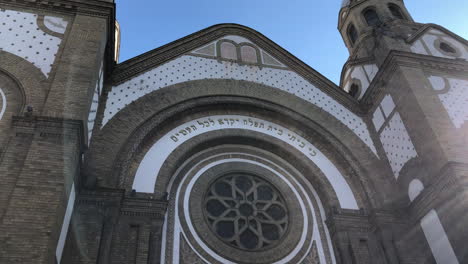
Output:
[359, 50, 468, 112]
[326, 208, 372, 234]
[12, 115, 85, 148]
[110, 23, 362, 113]
[76, 188, 168, 219]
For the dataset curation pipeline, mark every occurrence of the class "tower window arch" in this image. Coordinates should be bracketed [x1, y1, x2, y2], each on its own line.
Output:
[363, 8, 381, 26]
[349, 83, 360, 98]
[347, 24, 358, 46]
[388, 4, 405, 19]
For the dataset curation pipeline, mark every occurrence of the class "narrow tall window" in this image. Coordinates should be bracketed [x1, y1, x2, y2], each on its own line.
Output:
[388, 4, 404, 19]
[349, 83, 360, 98]
[363, 8, 381, 26]
[347, 24, 358, 46]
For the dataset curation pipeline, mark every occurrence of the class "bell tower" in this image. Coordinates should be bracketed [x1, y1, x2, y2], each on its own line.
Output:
[338, 0, 415, 62]
[337, 1, 468, 263]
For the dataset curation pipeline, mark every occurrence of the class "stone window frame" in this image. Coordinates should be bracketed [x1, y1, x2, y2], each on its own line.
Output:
[216, 39, 262, 66]
[434, 38, 463, 58]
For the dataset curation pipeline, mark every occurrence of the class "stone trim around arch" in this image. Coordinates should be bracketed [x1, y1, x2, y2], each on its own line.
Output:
[104, 55, 378, 156]
[133, 115, 359, 210]
[162, 150, 336, 264]
[0, 51, 48, 114]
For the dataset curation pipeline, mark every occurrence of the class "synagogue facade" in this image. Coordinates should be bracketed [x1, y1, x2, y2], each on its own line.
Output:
[0, 0, 467, 263]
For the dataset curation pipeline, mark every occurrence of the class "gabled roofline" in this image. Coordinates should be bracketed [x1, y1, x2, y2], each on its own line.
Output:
[110, 23, 359, 107]
[406, 23, 468, 46]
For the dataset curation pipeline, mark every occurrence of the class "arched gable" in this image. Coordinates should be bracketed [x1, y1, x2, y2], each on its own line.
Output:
[104, 25, 378, 156]
[86, 79, 395, 211]
[408, 24, 468, 60]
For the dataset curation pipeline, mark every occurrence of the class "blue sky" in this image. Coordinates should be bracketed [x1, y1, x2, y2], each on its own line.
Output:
[115, 0, 467, 84]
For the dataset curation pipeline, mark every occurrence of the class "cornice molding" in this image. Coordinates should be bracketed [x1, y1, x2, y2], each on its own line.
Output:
[77, 188, 168, 219]
[359, 50, 468, 112]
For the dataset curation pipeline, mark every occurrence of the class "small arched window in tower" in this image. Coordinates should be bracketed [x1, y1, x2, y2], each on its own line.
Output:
[347, 24, 358, 46]
[363, 8, 381, 26]
[439, 42, 456, 54]
[349, 83, 360, 98]
[220, 41, 238, 60]
[388, 4, 405, 20]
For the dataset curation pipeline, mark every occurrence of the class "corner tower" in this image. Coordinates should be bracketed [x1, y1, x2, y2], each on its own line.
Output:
[338, 1, 468, 263]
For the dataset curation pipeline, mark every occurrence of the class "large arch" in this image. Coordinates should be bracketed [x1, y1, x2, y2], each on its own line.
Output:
[87, 79, 397, 210]
[0, 50, 48, 114]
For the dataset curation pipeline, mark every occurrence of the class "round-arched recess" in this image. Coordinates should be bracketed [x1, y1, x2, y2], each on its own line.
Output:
[0, 69, 28, 143]
[134, 114, 358, 210]
[85, 78, 400, 264]
[87, 79, 394, 210]
[0, 51, 48, 114]
[162, 146, 337, 264]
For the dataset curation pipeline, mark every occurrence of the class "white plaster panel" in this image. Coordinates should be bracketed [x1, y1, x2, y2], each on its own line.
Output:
[416, 31, 468, 60]
[106, 55, 377, 155]
[428, 76, 446, 91]
[56, 183, 75, 264]
[0, 87, 6, 121]
[410, 40, 429, 55]
[372, 107, 385, 131]
[44, 16, 67, 34]
[380, 95, 396, 118]
[87, 65, 104, 143]
[379, 112, 417, 178]
[363, 64, 378, 81]
[133, 115, 359, 209]
[0, 9, 67, 77]
[350, 66, 370, 99]
[408, 179, 424, 202]
[423, 34, 445, 58]
[192, 43, 216, 56]
[420, 210, 459, 264]
[430, 77, 468, 129]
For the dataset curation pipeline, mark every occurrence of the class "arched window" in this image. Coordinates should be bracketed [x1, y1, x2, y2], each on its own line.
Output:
[363, 8, 381, 26]
[220, 41, 237, 60]
[240, 45, 258, 63]
[347, 24, 358, 46]
[349, 83, 360, 98]
[388, 4, 405, 19]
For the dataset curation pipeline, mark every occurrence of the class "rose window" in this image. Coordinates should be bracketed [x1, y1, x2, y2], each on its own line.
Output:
[204, 174, 289, 250]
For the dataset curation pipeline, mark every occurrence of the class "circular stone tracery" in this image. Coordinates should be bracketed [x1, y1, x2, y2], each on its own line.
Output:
[204, 174, 289, 251]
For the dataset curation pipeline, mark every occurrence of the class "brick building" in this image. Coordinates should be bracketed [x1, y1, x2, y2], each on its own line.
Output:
[0, 0, 467, 263]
